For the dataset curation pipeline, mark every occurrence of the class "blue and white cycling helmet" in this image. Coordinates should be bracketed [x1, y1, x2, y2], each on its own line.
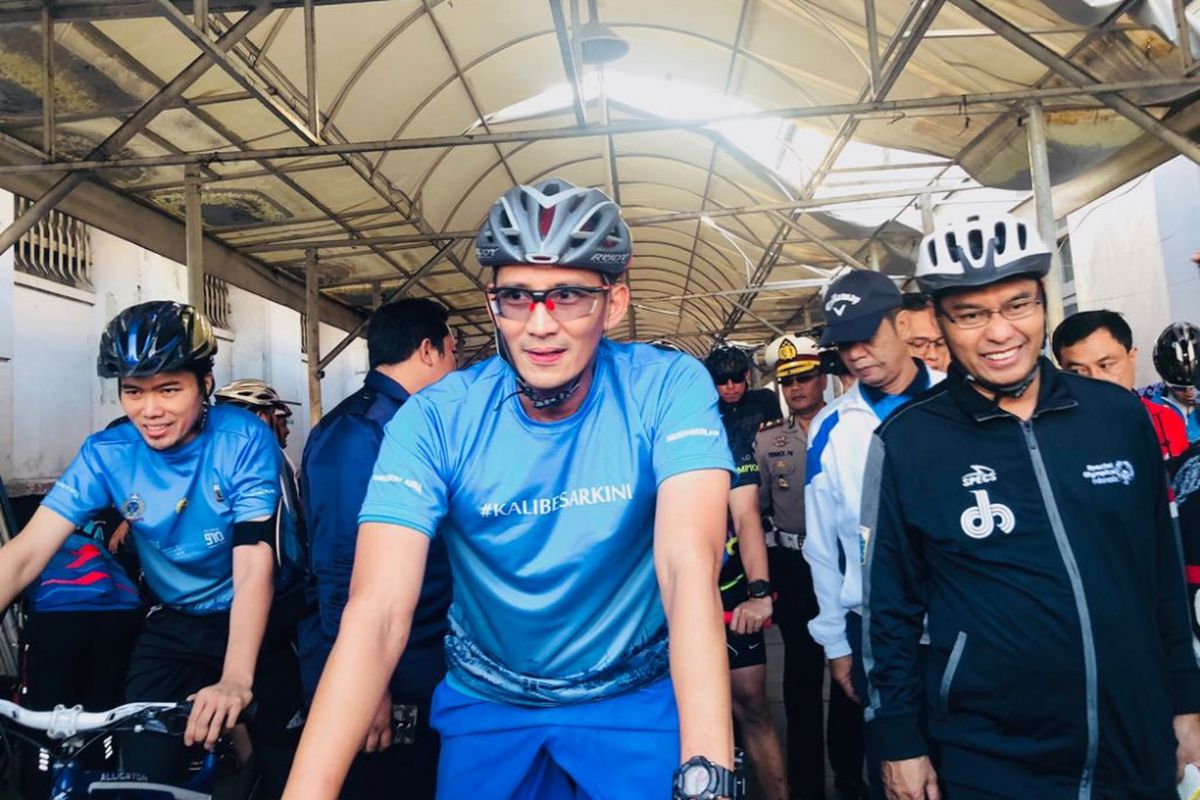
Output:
[916, 213, 1051, 296]
[476, 178, 632, 275]
[98, 300, 217, 379]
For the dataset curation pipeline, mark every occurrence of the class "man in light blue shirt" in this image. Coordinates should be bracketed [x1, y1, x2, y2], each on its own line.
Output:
[0, 301, 291, 790]
[286, 179, 743, 800]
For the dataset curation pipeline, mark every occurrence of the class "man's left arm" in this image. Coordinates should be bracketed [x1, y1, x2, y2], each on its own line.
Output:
[186, 424, 283, 748]
[729, 483, 772, 634]
[655, 468, 734, 772]
[187, 538, 274, 748]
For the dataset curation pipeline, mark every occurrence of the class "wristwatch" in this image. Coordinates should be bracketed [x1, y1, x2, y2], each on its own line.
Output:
[747, 579, 773, 600]
[672, 756, 745, 800]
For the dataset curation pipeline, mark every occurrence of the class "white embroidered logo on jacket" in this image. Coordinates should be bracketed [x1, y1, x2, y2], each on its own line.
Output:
[960, 489, 1015, 539]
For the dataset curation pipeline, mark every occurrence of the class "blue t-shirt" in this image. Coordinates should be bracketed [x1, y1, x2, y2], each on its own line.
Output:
[359, 340, 733, 707]
[42, 406, 281, 614]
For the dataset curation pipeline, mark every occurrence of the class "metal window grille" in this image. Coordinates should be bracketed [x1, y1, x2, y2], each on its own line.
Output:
[13, 194, 93, 290]
[204, 274, 232, 329]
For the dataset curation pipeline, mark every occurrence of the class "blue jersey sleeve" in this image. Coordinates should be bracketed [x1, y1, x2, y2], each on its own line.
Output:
[358, 395, 450, 538]
[651, 356, 734, 485]
[42, 438, 113, 527]
[229, 423, 282, 523]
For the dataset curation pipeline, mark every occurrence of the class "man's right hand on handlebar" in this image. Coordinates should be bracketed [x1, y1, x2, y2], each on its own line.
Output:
[185, 679, 253, 750]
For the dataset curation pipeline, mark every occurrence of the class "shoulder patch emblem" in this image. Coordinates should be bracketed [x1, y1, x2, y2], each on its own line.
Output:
[758, 418, 783, 433]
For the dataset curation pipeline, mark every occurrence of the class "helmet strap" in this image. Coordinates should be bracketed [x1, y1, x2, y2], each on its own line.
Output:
[964, 363, 1039, 401]
[178, 370, 213, 447]
[515, 370, 586, 410]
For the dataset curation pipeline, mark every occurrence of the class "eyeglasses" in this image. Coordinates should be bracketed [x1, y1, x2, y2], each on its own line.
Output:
[779, 373, 820, 387]
[712, 373, 747, 386]
[939, 297, 1042, 330]
[906, 336, 946, 353]
[488, 285, 610, 322]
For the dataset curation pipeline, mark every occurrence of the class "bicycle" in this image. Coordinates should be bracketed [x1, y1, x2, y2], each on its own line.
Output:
[0, 698, 244, 799]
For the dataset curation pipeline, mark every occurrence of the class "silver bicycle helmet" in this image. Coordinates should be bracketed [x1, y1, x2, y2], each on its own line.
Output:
[214, 379, 299, 411]
[476, 178, 632, 275]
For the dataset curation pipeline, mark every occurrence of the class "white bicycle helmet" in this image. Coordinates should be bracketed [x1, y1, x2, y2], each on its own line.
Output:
[916, 213, 1051, 295]
[214, 379, 299, 411]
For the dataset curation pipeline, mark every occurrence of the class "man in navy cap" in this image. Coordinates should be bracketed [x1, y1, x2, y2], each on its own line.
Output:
[803, 269, 943, 799]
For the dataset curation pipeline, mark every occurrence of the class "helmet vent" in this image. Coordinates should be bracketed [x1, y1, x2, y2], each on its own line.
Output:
[946, 233, 961, 263]
[994, 222, 1007, 255]
[927, 240, 939, 266]
[968, 229, 984, 260]
[1017, 223, 1028, 249]
[538, 205, 555, 237]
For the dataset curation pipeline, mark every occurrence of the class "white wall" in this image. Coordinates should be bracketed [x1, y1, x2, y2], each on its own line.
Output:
[0, 191, 13, 482]
[0, 189, 368, 495]
[1153, 157, 1200, 328]
[1065, 156, 1200, 388]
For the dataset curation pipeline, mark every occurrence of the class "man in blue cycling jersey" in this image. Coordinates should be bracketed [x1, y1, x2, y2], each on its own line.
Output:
[284, 178, 741, 800]
[0, 301, 288, 788]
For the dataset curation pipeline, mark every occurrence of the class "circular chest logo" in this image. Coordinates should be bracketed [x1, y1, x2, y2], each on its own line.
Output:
[121, 494, 146, 521]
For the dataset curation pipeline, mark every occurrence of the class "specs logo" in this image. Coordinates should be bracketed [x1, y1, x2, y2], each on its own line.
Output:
[961, 465, 997, 488]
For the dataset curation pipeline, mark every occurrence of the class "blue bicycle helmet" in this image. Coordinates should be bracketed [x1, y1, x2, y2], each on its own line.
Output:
[97, 301, 217, 379]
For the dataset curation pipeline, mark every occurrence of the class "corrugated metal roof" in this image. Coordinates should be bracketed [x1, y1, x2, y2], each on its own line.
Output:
[1, 0, 1198, 357]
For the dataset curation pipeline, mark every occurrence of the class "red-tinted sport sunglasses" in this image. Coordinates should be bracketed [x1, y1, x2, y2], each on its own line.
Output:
[488, 285, 610, 322]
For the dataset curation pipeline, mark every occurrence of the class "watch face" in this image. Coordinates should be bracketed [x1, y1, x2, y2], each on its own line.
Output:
[682, 764, 714, 795]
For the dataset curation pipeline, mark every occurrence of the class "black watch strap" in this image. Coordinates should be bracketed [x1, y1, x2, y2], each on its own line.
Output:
[747, 579, 772, 599]
[672, 756, 745, 800]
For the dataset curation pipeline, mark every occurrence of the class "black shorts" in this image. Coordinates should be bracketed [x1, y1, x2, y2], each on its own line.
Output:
[124, 605, 304, 742]
[720, 579, 766, 671]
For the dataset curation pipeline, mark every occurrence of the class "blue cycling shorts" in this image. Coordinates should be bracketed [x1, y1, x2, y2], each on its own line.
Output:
[431, 676, 680, 800]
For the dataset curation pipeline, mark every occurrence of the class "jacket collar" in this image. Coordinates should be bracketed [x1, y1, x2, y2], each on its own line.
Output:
[364, 368, 411, 404]
[858, 357, 932, 408]
[948, 356, 1077, 422]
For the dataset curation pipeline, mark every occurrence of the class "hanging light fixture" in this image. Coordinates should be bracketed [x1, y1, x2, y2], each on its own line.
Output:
[577, 19, 629, 65]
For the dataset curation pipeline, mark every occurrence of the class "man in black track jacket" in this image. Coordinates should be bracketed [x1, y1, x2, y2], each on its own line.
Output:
[861, 213, 1200, 800]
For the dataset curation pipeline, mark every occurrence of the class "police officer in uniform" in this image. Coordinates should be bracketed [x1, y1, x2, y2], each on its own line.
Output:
[755, 335, 866, 800]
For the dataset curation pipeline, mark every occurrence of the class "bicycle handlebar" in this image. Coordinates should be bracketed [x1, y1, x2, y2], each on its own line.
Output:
[0, 699, 187, 740]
